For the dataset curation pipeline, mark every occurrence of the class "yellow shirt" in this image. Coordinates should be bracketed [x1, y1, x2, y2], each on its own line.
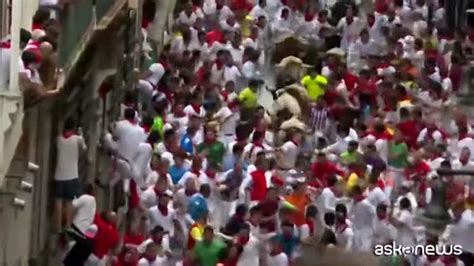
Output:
[190, 224, 205, 241]
[239, 88, 258, 109]
[346, 173, 360, 192]
[301, 75, 327, 101]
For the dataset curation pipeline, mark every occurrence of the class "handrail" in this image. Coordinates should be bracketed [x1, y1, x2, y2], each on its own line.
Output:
[57, 0, 94, 67]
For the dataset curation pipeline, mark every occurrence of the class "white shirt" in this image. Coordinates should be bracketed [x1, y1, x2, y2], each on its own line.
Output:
[394, 193, 418, 216]
[72, 194, 96, 233]
[220, 20, 241, 32]
[350, 199, 376, 230]
[183, 104, 206, 118]
[177, 10, 204, 26]
[114, 120, 147, 161]
[335, 226, 354, 250]
[145, 171, 173, 189]
[223, 65, 241, 84]
[137, 235, 171, 254]
[278, 141, 299, 169]
[249, 5, 267, 19]
[266, 253, 288, 266]
[318, 187, 336, 215]
[132, 143, 153, 188]
[203, 3, 233, 21]
[137, 256, 166, 266]
[337, 17, 361, 50]
[237, 236, 260, 266]
[215, 106, 238, 136]
[178, 170, 207, 187]
[367, 187, 389, 208]
[452, 159, 474, 184]
[148, 205, 176, 233]
[241, 61, 257, 80]
[54, 135, 86, 181]
[227, 44, 244, 66]
[146, 63, 165, 86]
[417, 128, 444, 145]
[373, 219, 395, 245]
[352, 39, 377, 58]
[395, 210, 416, 247]
[141, 186, 159, 209]
[444, 210, 474, 253]
[167, 114, 188, 137]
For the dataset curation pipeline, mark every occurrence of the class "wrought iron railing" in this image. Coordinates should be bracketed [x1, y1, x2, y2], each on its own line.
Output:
[95, 0, 116, 24]
[57, 0, 94, 67]
[58, 0, 125, 68]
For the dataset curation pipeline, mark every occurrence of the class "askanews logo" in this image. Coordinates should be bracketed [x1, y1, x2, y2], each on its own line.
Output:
[374, 242, 463, 257]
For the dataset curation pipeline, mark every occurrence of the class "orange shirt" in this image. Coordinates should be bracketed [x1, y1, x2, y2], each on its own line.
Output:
[285, 193, 310, 226]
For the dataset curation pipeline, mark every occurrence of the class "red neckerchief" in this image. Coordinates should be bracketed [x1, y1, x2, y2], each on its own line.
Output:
[353, 194, 365, 203]
[290, 140, 299, 146]
[191, 168, 201, 177]
[190, 103, 201, 115]
[336, 221, 348, 233]
[184, 188, 197, 197]
[32, 23, 42, 30]
[205, 170, 216, 179]
[142, 125, 151, 133]
[221, 90, 229, 102]
[304, 12, 315, 22]
[368, 19, 375, 28]
[0, 41, 11, 48]
[236, 235, 250, 246]
[459, 133, 469, 141]
[153, 186, 162, 198]
[252, 140, 264, 149]
[441, 255, 456, 265]
[126, 119, 137, 125]
[270, 247, 283, 256]
[215, 60, 224, 70]
[164, 143, 174, 153]
[306, 219, 315, 234]
[346, 16, 354, 25]
[63, 130, 75, 139]
[377, 213, 387, 220]
[174, 110, 186, 117]
[142, 18, 152, 29]
[327, 62, 337, 70]
[158, 204, 168, 216]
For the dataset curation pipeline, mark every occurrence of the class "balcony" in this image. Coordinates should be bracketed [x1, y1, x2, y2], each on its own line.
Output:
[58, 0, 128, 80]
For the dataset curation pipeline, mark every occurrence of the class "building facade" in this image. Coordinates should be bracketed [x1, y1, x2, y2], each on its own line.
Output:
[0, 0, 152, 264]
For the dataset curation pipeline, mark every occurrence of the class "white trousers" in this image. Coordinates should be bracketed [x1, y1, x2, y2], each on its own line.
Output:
[353, 227, 374, 252]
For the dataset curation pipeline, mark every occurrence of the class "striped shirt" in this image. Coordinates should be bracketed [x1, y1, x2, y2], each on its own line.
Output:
[310, 107, 328, 132]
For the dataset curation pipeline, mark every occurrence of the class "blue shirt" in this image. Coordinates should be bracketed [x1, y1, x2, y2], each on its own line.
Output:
[180, 133, 194, 154]
[187, 193, 208, 221]
[222, 154, 238, 172]
[275, 234, 299, 257]
[169, 165, 188, 184]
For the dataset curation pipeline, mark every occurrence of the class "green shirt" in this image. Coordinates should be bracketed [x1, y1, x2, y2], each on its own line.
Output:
[340, 151, 360, 165]
[301, 74, 328, 101]
[152, 116, 164, 137]
[193, 239, 226, 266]
[389, 142, 409, 169]
[238, 88, 258, 109]
[197, 141, 226, 167]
